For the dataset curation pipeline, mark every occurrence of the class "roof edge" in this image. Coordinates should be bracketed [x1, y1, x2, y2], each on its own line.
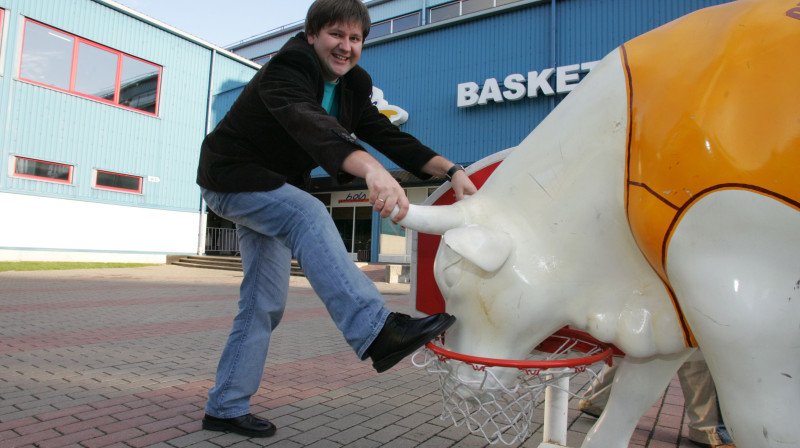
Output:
[91, 0, 260, 69]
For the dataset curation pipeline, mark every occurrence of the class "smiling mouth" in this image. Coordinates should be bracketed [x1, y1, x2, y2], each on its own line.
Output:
[333, 54, 349, 62]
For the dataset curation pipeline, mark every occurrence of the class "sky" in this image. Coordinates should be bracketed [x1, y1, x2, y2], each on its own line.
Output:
[113, 0, 318, 48]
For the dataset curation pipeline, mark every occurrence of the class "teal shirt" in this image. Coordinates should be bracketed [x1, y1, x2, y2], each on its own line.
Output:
[321, 80, 340, 117]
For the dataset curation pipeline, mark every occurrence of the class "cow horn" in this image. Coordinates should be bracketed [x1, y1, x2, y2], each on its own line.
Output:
[391, 204, 466, 235]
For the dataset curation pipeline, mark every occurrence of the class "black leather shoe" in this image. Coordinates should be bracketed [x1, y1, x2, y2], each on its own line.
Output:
[202, 413, 276, 438]
[367, 312, 456, 373]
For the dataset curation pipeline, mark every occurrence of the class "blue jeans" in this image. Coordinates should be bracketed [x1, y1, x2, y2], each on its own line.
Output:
[202, 185, 391, 418]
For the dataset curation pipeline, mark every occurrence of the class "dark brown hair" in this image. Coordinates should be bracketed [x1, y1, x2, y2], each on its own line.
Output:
[305, 0, 372, 39]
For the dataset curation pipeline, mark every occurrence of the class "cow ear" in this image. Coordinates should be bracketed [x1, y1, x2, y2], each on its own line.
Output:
[442, 225, 513, 273]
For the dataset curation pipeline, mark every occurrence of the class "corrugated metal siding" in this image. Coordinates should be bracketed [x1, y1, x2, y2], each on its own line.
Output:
[0, 3, 21, 193]
[426, 0, 463, 8]
[361, 2, 557, 166]
[209, 87, 244, 130]
[359, 0, 735, 169]
[557, 0, 734, 64]
[0, 0, 255, 214]
[209, 53, 258, 129]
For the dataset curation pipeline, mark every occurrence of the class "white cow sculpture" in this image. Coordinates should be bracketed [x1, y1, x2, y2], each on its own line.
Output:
[396, 1, 800, 447]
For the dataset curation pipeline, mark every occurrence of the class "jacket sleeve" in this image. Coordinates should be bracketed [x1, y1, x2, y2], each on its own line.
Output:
[354, 98, 438, 180]
[259, 47, 365, 184]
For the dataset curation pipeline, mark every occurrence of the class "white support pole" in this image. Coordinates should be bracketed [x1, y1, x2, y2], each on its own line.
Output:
[539, 376, 571, 448]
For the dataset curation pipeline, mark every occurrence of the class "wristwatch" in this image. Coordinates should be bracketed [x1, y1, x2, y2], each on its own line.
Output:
[445, 164, 465, 181]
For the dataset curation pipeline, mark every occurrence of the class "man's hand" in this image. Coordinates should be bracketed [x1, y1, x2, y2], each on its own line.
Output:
[421, 156, 478, 201]
[449, 169, 477, 200]
[365, 168, 409, 222]
[341, 150, 410, 222]
[342, 152, 477, 224]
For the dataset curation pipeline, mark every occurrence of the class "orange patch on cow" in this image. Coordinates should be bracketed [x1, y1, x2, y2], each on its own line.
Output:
[622, 0, 800, 346]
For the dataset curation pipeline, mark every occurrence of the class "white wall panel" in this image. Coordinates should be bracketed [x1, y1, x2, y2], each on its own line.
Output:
[0, 192, 201, 257]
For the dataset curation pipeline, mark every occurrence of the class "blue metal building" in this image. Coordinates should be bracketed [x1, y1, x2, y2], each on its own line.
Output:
[0, 0, 258, 262]
[228, 0, 734, 263]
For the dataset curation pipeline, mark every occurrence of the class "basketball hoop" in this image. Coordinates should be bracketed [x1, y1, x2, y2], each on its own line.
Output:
[412, 328, 614, 445]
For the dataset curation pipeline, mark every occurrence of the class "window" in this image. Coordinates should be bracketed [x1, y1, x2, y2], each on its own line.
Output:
[94, 170, 143, 193]
[75, 41, 117, 100]
[429, 0, 521, 23]
[13, 157, 73, 183]
[462, 0, 493, 15]
[430, 2, 461, 23]
[393, 13, 421, 33]
[19, 19, 161, 115]
[369, 21, 392, 39]
[370, 12, 421, 39]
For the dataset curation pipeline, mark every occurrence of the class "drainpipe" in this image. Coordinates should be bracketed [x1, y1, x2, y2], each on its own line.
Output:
[197, 49, 216, 256]
[550, 0, 556, 111]
[371, 210, 380, 262]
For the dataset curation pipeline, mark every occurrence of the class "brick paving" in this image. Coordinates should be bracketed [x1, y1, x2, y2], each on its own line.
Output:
[0, 265, 708, 448]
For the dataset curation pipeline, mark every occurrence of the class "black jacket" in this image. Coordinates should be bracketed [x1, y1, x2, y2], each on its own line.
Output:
[197, 32, 437, 192]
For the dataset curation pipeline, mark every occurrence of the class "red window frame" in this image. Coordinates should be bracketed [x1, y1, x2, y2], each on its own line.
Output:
[13, 156, 74, 184]
[18, 19, 162, 116]
[0, 9, 5, 64]
[94, 170, 143, 194]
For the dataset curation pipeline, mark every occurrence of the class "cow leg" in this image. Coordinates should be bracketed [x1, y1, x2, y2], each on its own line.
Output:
[581, 349, 694, 448]
[667, 190, 800, 447]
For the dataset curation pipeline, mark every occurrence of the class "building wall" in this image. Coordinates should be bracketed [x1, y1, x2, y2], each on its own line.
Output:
[0, 0, 257, 262]
[0, 192, 199, 262]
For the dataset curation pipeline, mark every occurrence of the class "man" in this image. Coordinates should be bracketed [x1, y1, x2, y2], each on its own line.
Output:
[196, 0, 477, 438]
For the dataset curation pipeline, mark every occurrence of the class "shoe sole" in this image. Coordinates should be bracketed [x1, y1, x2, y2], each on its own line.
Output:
[372, 314, 456, 373]
[202, 420, 276, 438]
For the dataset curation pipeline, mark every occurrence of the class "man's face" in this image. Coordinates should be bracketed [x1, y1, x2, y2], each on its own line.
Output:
[307, 21, 363, 82]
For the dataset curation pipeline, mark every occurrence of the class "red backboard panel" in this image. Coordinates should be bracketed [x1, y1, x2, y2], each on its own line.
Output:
[414, 159, 505, 315]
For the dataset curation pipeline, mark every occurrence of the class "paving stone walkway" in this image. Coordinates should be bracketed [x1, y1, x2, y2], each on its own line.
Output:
[0, 265, 707, 447]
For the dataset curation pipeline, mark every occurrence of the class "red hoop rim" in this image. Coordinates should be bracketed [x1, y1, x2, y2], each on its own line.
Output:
[425, 328, 614, 370]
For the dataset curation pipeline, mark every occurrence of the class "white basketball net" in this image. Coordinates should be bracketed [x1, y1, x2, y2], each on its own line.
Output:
[412, 335, 609, 445]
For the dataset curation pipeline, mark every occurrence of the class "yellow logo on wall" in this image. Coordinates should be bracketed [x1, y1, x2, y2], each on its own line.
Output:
[372, 87, 409, 126]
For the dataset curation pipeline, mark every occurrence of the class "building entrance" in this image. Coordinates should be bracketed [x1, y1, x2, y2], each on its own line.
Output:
[332, 206, 373, 261]
[205, 209, 239, 256]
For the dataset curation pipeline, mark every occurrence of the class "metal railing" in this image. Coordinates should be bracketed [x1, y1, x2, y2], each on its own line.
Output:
[206, 227, 239, 255]
[204, 227, 369, 260]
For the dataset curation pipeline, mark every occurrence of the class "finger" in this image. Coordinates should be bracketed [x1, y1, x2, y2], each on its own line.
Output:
[391, 203, 408, 222]
[391, 197, 409, 222]
[453, 178, 478, 201]
[369, 189, 381, 203]
[373, 197, 386, 212]
[454, 184, 468, 201]
[380, 197, 396, 218]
